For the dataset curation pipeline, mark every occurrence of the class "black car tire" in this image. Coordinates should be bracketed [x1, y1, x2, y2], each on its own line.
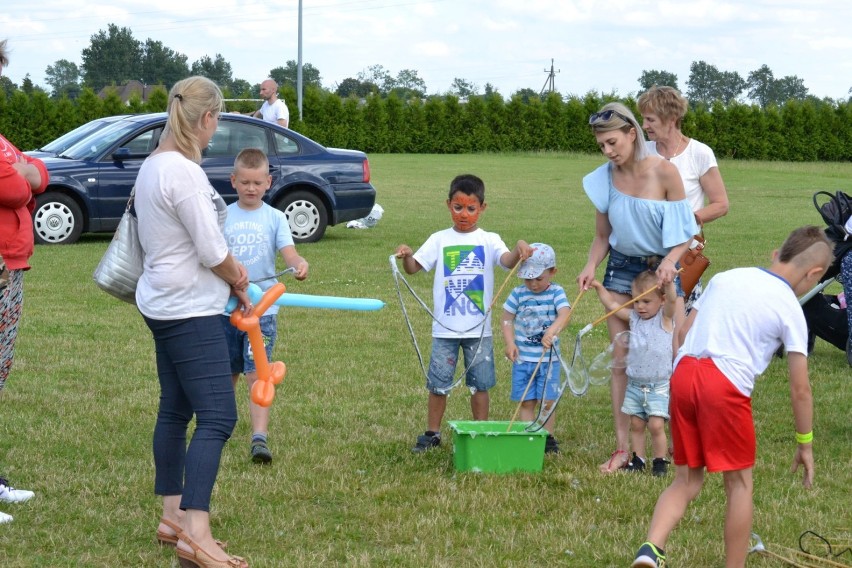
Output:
[279, 190, 328, 243]
[33, 192, 84, 245]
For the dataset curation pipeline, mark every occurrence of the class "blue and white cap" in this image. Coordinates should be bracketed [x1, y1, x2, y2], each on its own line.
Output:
[517, 243, 556, 279]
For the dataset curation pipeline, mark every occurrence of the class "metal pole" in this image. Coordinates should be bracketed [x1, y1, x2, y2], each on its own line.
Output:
[297, 0, 303, 122]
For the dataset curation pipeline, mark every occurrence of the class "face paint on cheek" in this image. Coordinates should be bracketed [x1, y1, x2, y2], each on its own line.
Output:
[449, 194, 482, 228]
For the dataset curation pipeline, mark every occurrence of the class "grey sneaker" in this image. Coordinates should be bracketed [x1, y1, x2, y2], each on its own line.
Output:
[0, 511, 12, 524]
[626, 453, 646, 473]
[0, 478, 34, 503]
[251, 441, 272, 464]
[412, 432, 440, 453]
[632, 541, 667, 567]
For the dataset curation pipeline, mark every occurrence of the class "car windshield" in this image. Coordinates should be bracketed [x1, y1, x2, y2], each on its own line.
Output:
[39, 117, 122, 153]
[60, 120, 144, 160]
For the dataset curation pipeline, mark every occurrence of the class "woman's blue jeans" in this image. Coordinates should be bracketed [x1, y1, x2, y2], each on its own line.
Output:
[143, 315, 238, 512]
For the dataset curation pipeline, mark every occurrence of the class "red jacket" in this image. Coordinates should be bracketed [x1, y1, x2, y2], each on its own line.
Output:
[0, 134, 48, 270]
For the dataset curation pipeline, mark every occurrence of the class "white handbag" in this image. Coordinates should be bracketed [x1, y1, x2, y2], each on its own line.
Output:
[92, 188, 144, 304]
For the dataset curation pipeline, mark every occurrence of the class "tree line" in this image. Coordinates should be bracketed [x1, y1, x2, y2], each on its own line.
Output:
[2, 84, 851, 162]
[7, 22, 849, 109]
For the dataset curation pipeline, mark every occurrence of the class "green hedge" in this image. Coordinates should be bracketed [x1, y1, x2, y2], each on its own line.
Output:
[3, 86, 851, 161]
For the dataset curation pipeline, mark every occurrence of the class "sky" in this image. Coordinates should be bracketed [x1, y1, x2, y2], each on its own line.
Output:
[3, 0, 852, 101]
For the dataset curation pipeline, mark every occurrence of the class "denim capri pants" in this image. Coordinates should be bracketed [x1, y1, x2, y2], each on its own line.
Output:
[427, 336, 496, 395]
[603, 249, 684, 297]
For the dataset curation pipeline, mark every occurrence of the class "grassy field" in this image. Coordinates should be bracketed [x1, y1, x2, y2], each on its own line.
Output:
[1, 153, 851, 567]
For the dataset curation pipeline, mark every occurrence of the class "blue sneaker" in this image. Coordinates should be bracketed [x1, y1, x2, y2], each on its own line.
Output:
[632, 542, 666, 567]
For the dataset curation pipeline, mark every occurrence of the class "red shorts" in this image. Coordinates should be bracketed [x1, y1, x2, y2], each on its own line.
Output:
[670, 356, 755, 472]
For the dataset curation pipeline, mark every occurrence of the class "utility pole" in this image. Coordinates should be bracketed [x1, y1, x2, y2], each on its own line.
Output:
[540, 59, 559, 97]
[297, 0, 303, 121]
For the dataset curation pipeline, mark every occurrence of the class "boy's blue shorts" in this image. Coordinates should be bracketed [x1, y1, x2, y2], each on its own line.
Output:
[221, 314, 278, 374]
[603, 249, 684, 297]
[621, 378, 670, 421]
[427, 336, 496, 394]
[511, 359, 561, 401]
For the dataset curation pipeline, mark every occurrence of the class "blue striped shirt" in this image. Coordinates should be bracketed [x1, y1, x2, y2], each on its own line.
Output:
[503, 283, 570, 362]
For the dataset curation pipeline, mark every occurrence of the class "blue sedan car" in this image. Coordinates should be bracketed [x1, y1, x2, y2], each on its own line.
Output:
[30, 113, 377, 244]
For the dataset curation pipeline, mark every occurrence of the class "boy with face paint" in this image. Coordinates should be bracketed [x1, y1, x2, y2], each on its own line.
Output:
[395, 174, 533, 453]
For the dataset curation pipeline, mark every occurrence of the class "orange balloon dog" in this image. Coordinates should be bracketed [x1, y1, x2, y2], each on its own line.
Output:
[229, 282, 287, 407]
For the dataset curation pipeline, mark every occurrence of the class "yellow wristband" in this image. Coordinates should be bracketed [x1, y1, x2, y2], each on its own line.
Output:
[795, 431, 813, 444]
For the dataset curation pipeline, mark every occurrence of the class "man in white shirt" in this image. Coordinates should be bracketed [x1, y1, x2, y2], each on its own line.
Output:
[253, 79, 289, 128]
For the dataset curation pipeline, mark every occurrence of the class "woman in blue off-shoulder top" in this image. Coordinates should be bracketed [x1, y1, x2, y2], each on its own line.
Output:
[576, 101, 698, 474]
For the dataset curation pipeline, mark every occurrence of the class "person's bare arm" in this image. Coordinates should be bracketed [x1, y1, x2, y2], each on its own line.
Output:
[787, 352, 814, 488]
[694, 167, 729, 224]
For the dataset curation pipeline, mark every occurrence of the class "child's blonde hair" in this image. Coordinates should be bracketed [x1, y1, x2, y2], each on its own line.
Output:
[632, 270, 662, 298]
[234, 147, 269, 171]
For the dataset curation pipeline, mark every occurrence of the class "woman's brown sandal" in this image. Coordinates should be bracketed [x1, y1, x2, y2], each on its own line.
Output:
[176, 533, 247, 568]
[157, 517, 227, 550]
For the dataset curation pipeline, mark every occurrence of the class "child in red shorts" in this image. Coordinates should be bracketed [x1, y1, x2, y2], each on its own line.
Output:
[632, 226, 834, 568]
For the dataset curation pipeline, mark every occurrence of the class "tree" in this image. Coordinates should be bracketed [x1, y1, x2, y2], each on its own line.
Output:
[335, 77, 376, 98]
[718, 71, 746, 104]
[81, 24, 143, 90]
[512, 88, 540, 104]
[357, 65, 394, 95]
[45, 59, 81, 99]
[190, 54, 233, 90]
[21, 75, 35, 95]
[686, 61, 722, 105]
[269, 61, 322, 90]
[747, 64, 776, 108]
[392, 69, 426, 98]
[0, 76, 16, 99]
[449, 77, 478, 98]
[229, 79, 252, 96]
[686, 61, 744, 105]
[142, 39, 189, 89]
[638, 70, 678, 92]
[774, 75, 809, 103]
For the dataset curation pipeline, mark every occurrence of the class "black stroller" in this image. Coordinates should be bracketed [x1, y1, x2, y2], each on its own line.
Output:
[801, 191, 851, 352]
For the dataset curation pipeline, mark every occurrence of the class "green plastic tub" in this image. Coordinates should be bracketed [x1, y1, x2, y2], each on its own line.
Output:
[448, 420, 548, 473]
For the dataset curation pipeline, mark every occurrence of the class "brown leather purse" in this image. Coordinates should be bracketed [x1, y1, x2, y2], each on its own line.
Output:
[679, 231, 710, 297]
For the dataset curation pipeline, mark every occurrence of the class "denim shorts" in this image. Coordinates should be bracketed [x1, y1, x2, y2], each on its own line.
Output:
[603, 249, 684, 297]
[221, 314, 278, 374]
[427, 336, 496, 394]
[622, 378, 670, 421]
[511, 359, 561, 401]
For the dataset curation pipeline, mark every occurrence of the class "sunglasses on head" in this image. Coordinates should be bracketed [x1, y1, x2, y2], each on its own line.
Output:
[588, 109, 632, 125]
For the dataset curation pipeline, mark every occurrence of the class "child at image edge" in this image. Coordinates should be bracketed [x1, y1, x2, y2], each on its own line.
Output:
[395, 174, 532, 453]
[592, 271, 676, 476]
[220, 148, 309, 465]
[632, 226, 832, 568]
[501, 243, 572, 454]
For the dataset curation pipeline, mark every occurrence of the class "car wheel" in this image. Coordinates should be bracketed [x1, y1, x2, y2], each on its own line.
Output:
[33, 193, 84, 245]
[279, 190, 328, 243]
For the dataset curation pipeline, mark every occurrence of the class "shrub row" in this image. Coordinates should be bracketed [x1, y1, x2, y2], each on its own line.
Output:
[2, 86, 851, 161]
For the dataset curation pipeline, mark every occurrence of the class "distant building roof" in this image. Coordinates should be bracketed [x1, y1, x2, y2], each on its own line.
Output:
[98, 80, 164, 103]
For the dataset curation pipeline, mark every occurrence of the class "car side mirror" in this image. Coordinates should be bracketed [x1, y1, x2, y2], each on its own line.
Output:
[112, 147, 147, 161]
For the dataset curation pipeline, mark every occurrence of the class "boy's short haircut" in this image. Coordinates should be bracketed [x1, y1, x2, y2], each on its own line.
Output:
[777, 225, 834, 266]
[449, 174, 485, 203]
[234, 147, 269, 171]
[632, 270, 661, 296]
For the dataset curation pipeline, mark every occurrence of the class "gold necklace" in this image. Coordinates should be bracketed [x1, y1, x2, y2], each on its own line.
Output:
[667, 135, 684, 160]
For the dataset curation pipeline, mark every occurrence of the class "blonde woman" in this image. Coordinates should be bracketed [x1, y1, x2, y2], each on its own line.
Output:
[135, 76, 251, 568]
[577, 102, 697, 473]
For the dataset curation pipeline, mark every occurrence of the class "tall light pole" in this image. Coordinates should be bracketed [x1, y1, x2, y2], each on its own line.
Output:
[297, 0, 303, 121]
